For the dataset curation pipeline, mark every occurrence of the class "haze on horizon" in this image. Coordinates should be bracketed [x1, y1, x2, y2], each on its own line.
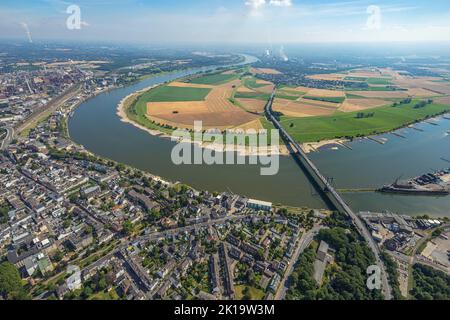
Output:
[1, 0, 450, 44]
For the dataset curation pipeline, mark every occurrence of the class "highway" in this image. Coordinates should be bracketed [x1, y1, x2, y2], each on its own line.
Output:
[274, 225, 323, 300]
[264, 91, 393, 300]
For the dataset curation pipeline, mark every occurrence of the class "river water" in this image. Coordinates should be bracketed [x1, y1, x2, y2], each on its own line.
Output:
[68, 56, 450, 217]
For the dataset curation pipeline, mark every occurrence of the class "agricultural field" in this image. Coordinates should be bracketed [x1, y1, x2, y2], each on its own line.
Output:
[250, 67, 282, 75]
[273, 98, 338, 118]
[280, 100, 450, 142]
[188, 72, 238, 85]
[139, 85, 211, 102]
[303, 95, 345, 104]
[127, 69, 274, 132]
[234, 91, 271, 101]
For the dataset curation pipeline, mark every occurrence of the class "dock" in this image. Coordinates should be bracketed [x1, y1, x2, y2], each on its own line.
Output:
[424, 120, 439, 126]
[366, 136, 386, 145]
[410, 126, 424, 132]
[338, 141, 353, 150]
[391, 132, 407, 139]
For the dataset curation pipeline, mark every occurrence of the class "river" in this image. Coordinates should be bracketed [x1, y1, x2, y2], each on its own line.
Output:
[68, 55, 450, 217]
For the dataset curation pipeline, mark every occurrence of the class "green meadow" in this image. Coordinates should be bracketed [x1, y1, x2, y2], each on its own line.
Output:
[303, 96, 345, 104]
[366, 77, 393, 85]
[280, 100, 450, 143]
[234, 92, 272, 101]
[140, 85, 211, 102]
[189, 73, 237, 85]
[242, 77, 267, 89]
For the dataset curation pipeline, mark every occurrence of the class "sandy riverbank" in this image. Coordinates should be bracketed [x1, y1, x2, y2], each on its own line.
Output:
[116, 87, 290, 156]
[301, 139, 350, 153]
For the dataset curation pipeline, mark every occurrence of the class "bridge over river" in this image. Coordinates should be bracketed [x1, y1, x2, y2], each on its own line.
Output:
[264, 91, 393, 300]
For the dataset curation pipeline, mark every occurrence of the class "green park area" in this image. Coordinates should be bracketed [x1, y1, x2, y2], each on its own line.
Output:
[235, 285, 266, 300]
[280, 100, 450, 142]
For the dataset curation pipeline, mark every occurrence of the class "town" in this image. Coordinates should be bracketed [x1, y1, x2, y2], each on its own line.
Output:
[0, 43, 449, 302]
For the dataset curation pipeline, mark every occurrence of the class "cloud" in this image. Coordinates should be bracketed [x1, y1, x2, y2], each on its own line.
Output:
[245, 0, 293, 10]
[245, 0, 266, 10]
[269, 0, 292, 7]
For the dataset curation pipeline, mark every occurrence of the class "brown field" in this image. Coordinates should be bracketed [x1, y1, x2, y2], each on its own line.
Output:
[237, 86, 257, 93]
[251, 68, 282, 75]
[146, 79, 262, 130]
[147, 101, 210, 115]
[236, 98, 267, 113]
[298, 98, 342, 108]
[256, 79, 272, 85]
[148, 111, 259, 130]
[233, 119, 263, 131]
[435, 96, 450, 105]
[339, 98, 389, 112]
[167, 81, 213, 89]
[305, 88, 346, 98]
[346, 90, 411, 99]
[407, 88, 441, 97]
[306, 74, 346, 81]
[256, 84, 276, 93]
[347, 69, 383, 77]
[393, 78, 450, 95]
[288, 86, 345, 97]
[273, 99, 337, 117]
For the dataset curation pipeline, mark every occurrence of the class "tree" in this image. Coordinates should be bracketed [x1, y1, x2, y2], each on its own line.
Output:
[122, 220, 134, 235]
[243, 286, 251, 300]
[0, 262, 28, 300]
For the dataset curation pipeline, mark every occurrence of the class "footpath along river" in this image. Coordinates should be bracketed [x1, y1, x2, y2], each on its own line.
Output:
[68, 55, 450, 217]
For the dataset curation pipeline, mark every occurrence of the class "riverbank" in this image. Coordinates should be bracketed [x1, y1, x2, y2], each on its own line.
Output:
[117, 84, 290, 157]
[69, 56, 450, 217]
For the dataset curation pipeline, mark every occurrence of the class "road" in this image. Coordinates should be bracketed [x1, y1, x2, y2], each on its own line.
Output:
[264, 91, 393, 300]
[274, 225, 323, 300]
[0, 126, 14, 150]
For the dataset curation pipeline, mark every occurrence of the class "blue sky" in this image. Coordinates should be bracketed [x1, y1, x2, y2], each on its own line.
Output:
[1, 0, 450, 43]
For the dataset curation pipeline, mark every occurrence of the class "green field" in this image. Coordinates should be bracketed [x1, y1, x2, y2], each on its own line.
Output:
[189, 73, 237, 85]
[125, 90, 174, 135]
[350, 86, 405, 92]
[242, 77, 266, 89]
[345, 93, 367, 99]
[367, 77, 392, 85]
[235, 92, 272, 101]
[280, 100, 450, 142]
[303, 95, 345, 104]
[140, 85, 211, 102]
[276, 94, 300, 100]
[344, 76, 367, 81]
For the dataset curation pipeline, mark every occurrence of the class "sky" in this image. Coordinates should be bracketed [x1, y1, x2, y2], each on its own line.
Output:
[1, 0, 450, 44]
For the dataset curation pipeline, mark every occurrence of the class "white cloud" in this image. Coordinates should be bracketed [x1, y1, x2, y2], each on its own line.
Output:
[245, 0, 266, 10]
[269, 0, 292, 7]
[245, 0, 292, 10]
